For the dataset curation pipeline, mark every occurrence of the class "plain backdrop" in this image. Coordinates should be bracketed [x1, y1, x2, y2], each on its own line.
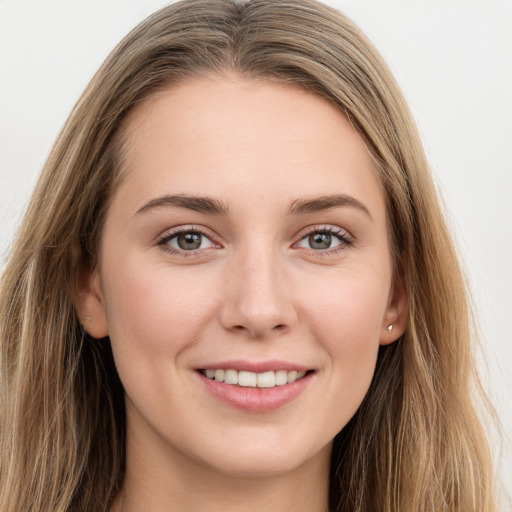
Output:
[0, 0, 511, 504]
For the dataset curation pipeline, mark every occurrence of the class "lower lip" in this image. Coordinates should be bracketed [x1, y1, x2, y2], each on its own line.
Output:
[197, 372, 314, 412]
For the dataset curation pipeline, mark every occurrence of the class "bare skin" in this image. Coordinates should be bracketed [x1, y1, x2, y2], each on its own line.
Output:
[77, 74, 407, 512]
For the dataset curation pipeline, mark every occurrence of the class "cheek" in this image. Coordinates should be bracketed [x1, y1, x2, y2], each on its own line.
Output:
[302, 265, 389, 345]
[299, 267, 389, 415]
[101, 258, 217, 368]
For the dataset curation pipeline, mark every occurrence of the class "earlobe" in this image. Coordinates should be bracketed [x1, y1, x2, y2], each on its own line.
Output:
[72, 267, 109, 339]
[380, 270, 408, 346]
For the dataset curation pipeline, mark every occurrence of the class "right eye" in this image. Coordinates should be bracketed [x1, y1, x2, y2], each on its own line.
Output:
[157, 227, 219, 256]
[167, 231, 214, 251]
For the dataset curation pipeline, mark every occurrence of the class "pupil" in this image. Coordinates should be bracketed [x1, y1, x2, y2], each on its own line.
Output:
[177, 232, 201, 250]
[309, 232, 331, 250]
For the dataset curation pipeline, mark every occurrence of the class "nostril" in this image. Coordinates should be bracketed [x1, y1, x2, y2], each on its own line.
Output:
[230, 323, 287, 337]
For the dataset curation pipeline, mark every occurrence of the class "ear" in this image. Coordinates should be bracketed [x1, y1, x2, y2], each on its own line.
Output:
[380, 267, 408, 346]
[72, 261, 109, 339]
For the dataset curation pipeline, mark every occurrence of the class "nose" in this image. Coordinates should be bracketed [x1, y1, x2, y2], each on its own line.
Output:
[219, 247, 298, 339]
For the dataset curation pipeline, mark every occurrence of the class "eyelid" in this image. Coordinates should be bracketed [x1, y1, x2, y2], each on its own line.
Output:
[156, 225, 222, 255]
[155, 223, 353, 258]
[295, 224, 353, 241]
[293, 224, 354, 253]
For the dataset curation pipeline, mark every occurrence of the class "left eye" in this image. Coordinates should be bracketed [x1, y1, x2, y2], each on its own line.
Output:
[165, 231, 214, 251]
[297, 231, 347, 250]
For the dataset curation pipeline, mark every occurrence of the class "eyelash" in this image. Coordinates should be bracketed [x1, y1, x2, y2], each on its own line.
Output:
[157, 226, 218, 258]
[295, 225, 354, 257]
[156, 225, 354, 258]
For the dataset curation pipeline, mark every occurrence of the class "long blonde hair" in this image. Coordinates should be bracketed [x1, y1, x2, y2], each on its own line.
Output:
[0, 1, 497, 510]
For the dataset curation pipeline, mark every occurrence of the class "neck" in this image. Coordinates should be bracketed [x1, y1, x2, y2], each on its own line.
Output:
[117, 466, 331, 512]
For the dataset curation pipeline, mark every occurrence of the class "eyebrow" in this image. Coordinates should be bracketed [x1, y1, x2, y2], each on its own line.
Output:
[135, 193, 371, 219]
[136, 194, 229, 216]
[288, 194, 372, 219]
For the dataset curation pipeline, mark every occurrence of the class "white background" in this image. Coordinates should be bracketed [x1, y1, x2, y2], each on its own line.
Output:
[0, 0, 510, 504]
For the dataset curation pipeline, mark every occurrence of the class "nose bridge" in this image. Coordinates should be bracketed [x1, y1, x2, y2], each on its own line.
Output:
[220, 239, 296, 337]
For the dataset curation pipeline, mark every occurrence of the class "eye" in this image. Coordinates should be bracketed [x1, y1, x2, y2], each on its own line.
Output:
[158, 228, 216, 253]
[296, 227, 352, 252]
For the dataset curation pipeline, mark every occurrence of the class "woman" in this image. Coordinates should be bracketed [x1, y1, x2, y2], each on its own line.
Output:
[0, 0, 499, 510]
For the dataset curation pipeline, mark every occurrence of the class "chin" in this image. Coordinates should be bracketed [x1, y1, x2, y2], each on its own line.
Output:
[203, 455, 309, 479]
[192, 436, 332, 479]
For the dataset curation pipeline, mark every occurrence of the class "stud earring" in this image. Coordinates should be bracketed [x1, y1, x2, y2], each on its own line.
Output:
[386, 324, 393, 332]
[85, 316, 91, 322]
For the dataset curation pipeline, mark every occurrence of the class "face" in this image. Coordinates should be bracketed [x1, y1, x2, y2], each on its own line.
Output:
[79, 74, 407, 479]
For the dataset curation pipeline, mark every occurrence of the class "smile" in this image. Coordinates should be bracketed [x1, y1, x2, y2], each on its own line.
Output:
[197, 363, 314, 412]
[200, 369, 307, 388]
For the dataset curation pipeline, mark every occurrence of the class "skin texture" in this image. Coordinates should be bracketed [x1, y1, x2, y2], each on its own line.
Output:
[77, 74, 407, 512]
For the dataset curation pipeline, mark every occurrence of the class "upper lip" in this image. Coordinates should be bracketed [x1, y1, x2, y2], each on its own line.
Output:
[197, 359, 312, 373]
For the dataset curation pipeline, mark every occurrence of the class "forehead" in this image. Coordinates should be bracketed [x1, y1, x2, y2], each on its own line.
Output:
[114, 74, 384, 218]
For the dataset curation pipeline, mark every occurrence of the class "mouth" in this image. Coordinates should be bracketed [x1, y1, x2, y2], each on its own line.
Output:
[199, 368, 310, 388]
[196, 362, 315, 412]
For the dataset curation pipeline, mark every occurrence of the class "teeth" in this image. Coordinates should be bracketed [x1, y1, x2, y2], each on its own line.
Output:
[224, 369, 238, 385]
[202, 368, 308, 387]
[257, 371, 275, 388]
[238, 371, 257, 387]
[275, 370, 288, 385]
